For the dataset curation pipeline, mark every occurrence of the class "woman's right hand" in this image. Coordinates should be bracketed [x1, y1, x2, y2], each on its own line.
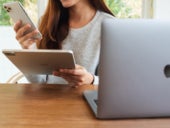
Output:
[14, 20, 42, 49]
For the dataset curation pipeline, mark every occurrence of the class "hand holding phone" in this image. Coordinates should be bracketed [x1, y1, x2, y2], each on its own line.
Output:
[3, 1, 42, 39]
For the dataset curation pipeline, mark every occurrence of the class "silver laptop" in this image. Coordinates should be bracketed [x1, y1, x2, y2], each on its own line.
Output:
[2, 49, 76, 75]
[83, 19, 170, 119]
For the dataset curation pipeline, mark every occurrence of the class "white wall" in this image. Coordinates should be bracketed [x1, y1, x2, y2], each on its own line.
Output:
[153, 0, 170, 19]
[0, 27, 21, 83]
[37, 0, 48, 18]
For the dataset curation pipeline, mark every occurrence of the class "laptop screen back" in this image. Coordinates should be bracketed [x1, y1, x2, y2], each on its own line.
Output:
[97, 19, 170, 119]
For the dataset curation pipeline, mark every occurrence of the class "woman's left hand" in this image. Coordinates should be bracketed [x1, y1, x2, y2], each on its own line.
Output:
[53, 64, 94, 87]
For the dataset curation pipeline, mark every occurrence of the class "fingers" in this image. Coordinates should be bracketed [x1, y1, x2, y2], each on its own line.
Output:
[14, 20, 22, 32]
[53, 71, 78, 87]
[18, 30, 40, 48]
[59, 65, 86, 76]
[20, 39, 37, 49]
[53, 64, 93, 86]
[53, 70, 91, 87]
[14, 21, 41, 49]
[15, 24, 31, 40]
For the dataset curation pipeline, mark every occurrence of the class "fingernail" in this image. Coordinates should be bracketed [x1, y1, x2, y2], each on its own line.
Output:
[27, 24, 31, 27]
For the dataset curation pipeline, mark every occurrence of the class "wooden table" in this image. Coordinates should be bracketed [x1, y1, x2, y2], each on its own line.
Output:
[0, 84, 170, 128]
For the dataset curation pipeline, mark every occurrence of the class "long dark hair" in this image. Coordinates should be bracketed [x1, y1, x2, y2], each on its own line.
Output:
[37, 0, 114, 49]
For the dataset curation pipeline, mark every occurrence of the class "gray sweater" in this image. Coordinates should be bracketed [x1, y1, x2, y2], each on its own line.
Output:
[26, 11, 114, 85]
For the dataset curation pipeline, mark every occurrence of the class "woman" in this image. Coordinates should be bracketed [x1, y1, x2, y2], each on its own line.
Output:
[14, 0, 114, 87]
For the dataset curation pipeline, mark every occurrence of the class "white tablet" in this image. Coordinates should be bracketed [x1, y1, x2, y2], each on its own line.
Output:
[2, 49, 76, 75]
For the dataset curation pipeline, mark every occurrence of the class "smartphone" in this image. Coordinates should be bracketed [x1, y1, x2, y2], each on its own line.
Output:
[3, 1, 42, 39]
